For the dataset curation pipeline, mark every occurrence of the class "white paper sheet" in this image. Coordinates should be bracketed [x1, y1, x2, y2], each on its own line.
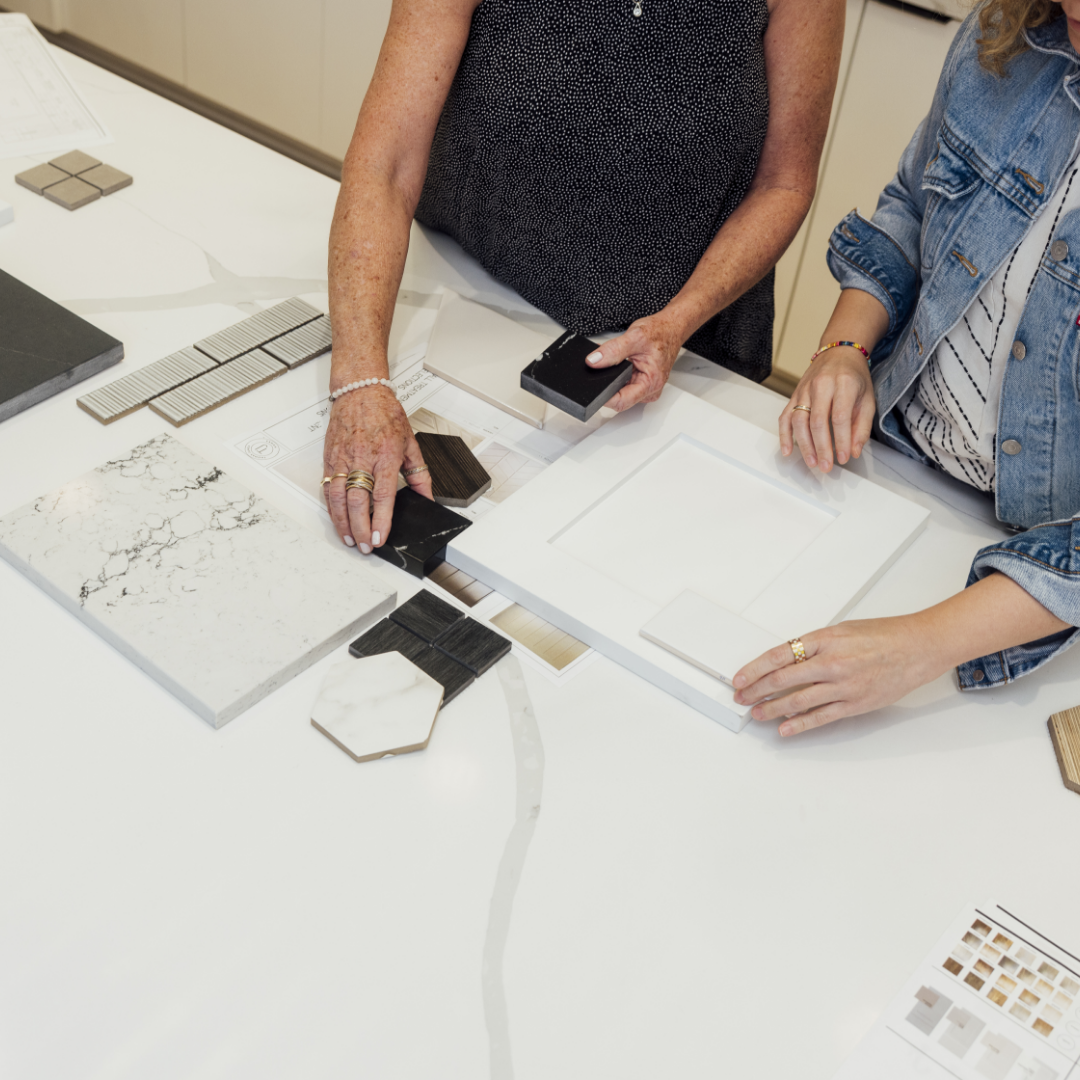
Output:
[834, 902, 1080, 1079]
[0, 14, 111, 159]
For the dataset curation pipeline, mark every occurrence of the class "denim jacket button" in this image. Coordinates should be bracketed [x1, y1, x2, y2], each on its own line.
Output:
[973, 669, 985, 682]
[1051, 239, 1069, 262]
[1011, 340, 1026, 360]
[1002, 439, 1022, 455]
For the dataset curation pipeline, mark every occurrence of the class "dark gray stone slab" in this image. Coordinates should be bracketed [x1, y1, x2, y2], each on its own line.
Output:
[520, 331, 633, 422]
[434, 617, 511, 675]
[374, 488, 471, 578]
[0, 268, 123, 423]
[389, 588, 465, 643]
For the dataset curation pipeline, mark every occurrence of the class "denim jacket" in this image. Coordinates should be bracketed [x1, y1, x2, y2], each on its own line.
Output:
[826, 11, 1080, 689]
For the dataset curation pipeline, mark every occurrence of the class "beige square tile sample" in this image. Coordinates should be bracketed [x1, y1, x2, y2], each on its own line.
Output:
[14, 162, 68, 194]
[43, 176, 100, 211]
[49, 149, 101, 174]
[79, 163, 133, 195]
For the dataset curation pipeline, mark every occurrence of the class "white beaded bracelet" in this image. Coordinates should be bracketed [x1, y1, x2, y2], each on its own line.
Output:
[328, 377, 396, 403]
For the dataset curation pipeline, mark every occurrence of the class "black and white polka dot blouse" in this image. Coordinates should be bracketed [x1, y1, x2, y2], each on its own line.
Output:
[414, 0, 774, 381]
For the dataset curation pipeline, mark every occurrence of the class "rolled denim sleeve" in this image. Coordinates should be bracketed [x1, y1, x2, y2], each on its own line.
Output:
[956, 516, 1080, 689]
[825, 14, 980, 355]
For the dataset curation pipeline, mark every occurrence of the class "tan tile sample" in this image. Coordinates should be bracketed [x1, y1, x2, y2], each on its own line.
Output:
[79, 163, 133, 195]
[43, 176, 101, 211]
[1049, 705, 1080, 794]
[14, 162, 68, 194]
[49, 149, 101, 174]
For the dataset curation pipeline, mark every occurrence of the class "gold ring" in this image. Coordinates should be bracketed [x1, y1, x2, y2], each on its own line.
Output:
[792, 405, 812, 414]
[789, 638, 808, 664]
[402, 464, 429, 478]
[345, 479, 375, 493]
[322, 473, 349, 485]
[347, 469, 375, 484]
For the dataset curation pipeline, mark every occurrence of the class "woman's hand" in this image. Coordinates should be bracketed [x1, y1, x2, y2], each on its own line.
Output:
[584, 314, 685, 412]
[732, 616, 946, 736]
[322, 386, 432, 552]
[779, 347, 876, 471]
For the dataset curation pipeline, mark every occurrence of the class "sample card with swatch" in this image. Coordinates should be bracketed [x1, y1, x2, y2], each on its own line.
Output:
[834, 903, 1080, 1079]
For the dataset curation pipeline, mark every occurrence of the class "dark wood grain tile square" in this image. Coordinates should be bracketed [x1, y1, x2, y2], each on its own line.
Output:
[415, 432, 492, 507]
[349, 618, 428, 663]
[434, 617, 511, 675]
[389, 588, 465, 643]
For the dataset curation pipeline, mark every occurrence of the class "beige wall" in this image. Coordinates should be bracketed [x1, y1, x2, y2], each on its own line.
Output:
[4, 0, 392, 159]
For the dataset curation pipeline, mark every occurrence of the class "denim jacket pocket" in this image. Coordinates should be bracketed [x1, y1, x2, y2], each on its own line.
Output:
[922, 138, 981, 199]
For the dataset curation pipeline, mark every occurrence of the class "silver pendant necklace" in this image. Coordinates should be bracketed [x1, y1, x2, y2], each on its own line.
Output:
[633, 0, 643, 16]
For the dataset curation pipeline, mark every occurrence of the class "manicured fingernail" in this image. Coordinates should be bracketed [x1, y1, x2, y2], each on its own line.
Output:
[344, 535, 355, 547]
[838, 452, 848, 464]
[359, 542, 372, 554]
[751, 706, 762, 720]
[781, 447, 790, 456]
[586, 351, 603, 364]
[734, 674, 746, 688]
[779, 723, 791, 737]
[372, 531, 381, 546]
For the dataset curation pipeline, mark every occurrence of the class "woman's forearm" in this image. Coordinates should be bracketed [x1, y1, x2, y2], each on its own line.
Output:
[327, 164, 413, 391]
[817, 287, 891, 353]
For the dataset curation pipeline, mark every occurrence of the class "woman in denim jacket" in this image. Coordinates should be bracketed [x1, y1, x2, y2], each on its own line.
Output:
[734, 0, 1080, 735]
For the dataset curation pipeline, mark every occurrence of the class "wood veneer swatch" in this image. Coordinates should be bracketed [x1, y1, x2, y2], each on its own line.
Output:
[78, 346, 217, 424]
[148, 349, 285, 426]
[415, 432, 492, 507]
[1048, 705, 1080, 795]
[434, 617, 511, 675]
[389, 589, 465, 643]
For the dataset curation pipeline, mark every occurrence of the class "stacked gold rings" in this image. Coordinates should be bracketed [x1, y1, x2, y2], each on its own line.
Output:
[401, 464, 429, 478]
[345, 469, 375, 494]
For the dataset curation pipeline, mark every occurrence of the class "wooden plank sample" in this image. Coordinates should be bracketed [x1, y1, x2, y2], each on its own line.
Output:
[1048, 706, 1080, 795]
[433, 617, 511, 676]
[389, 588, 465, 643]
[415, 432, 492, 507]
[148, 349, 285, 426]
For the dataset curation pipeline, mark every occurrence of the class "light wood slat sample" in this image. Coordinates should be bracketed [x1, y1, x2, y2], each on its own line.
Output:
[77, 346, 218, 424]
[262, 314, 332, 368]
[1048, 706, 1080, 795]
[148, 349, 286, 426]
[193, 297, 322, 362]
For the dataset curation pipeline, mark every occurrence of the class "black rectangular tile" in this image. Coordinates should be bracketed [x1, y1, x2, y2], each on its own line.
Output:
[410, 646, 475, 704]
[389, 588, 465, 643]
[374, 488, 471, 578]
[349, 618, 428, 662]
[415, 432, 492, 507]
[520, 331, 633, 422]
[0, 268, 123, 423]
[434, 617, 512, 676]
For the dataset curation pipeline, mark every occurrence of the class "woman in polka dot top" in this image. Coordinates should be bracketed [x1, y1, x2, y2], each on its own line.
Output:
[324, 0, 844, 554]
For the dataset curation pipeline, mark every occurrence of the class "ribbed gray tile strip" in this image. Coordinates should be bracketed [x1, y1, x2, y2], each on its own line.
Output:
[148, 349, 286, 426]
[262, 314, 332, 368]
[192, 297, 323, 363]
[77, 346, 217, 424]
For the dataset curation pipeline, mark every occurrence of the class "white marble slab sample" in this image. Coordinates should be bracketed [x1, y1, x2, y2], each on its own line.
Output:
[449, 387, 929, 732]
[311, 653, 444, 762]
[0, 436, 396, 727]
[423, 290, 551, 428]
[640, 590, 783, 701]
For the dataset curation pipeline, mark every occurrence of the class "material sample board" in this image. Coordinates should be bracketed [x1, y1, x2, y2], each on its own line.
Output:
[0, 267, 123, 423]
[374, 487, 472, 578]
[1048, 706, 1080, 795]
[15, 149, 131, 211]
[422, 290, 552, 428]
[415, 431, 492, 507]
[520, 331, 633, 421]
[311, 653, 443, 763]
[0, 436, 396, 728]
[833, 903, 1080, 1079]
[448, 386, 929, 731]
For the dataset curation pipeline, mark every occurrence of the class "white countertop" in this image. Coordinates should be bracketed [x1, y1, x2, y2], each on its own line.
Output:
[0, 46, 1077, 1080]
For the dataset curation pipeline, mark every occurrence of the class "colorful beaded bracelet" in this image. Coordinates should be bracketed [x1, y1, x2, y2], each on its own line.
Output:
[810, 341, 871, 363]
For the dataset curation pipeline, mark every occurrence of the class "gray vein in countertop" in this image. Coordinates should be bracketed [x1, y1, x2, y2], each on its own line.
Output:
[484, 656, 544, 1080]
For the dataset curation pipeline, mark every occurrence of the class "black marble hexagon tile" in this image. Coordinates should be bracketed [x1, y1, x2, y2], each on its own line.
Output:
[520, 331, 633, 422]
[433, 617, 512, 676]
[373, 488, 472, 578]
[389, 588, 465, 643]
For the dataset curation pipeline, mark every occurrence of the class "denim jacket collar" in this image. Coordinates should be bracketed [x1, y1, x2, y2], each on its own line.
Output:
[1025, 17, 1080, 65]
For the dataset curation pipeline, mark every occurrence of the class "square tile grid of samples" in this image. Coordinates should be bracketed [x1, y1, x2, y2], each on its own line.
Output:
[0, 436, 395, 728]
[834, 903, 1080, 1080]
[15, 149, 132, 210]
[77, 298, 331, 426]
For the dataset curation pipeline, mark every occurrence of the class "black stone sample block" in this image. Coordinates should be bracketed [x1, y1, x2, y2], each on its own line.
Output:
[374, 487, 471, 578]
[390, 588, 465, 643]
[434, 617, 512, 676]
[415, 432, 492, 507]
[348, 617, 474, 704]
[0, 268, 123, 423]
[349, 618, 428, 662]
[520, 331, 633, 422]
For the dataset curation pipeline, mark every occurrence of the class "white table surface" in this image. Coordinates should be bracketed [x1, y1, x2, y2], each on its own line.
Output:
[1, 47, 1078, 1080]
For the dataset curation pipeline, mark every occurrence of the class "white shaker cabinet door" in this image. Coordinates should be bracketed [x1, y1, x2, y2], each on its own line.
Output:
[773, 1, 960, 385]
